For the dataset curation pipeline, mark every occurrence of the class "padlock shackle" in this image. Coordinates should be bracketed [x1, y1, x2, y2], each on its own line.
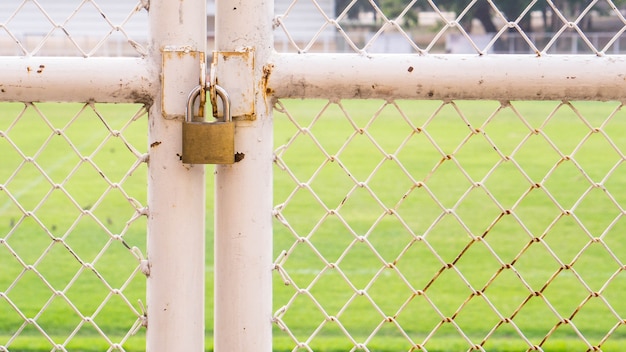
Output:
[214, 85, 231, 122]
[186, 84, 231, 122]
[186, 85, 203, 122]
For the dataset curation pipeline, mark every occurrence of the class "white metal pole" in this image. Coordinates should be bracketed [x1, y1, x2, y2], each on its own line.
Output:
[267, 53, 626, 101]
[0, 57, 154, 103]
[146, 0, 206, 351]
[214, 0, 274, 351]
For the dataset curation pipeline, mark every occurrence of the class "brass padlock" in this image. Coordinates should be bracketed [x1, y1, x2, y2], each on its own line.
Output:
[182, 84, 235, 164]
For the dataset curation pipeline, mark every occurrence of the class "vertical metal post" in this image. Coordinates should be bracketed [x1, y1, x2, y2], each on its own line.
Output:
[214, 0, 274, 351]
[147, 0, 206, 351]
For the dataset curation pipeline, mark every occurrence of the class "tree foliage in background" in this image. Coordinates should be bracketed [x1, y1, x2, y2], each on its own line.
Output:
[436, 0, 626, 33]
[334, 0, 417, 27]
[336, 0, 626, 32]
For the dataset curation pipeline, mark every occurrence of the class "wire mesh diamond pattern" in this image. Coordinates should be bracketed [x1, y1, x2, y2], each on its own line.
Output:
[274, 0, 626, 54]
[0, 0, 148, 57]
[0, 103, 148, 351]
[272, 98, 626, 351]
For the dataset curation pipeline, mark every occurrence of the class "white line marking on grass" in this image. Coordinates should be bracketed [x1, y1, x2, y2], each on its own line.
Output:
[0, 135, 101, 214]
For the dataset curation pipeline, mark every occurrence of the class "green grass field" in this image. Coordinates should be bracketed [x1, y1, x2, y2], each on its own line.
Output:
[0, 103, 148, 351]
[1, 99, 626, 351]
[271, 99, 626, 351]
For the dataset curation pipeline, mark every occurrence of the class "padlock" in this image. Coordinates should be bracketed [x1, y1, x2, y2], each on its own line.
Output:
[182, 84, 235, 164]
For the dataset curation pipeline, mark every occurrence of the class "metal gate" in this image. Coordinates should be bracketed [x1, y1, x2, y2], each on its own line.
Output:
[0, 1, 208, 351]
[2, 0, 626, 351]
[267, 1, 626, 351]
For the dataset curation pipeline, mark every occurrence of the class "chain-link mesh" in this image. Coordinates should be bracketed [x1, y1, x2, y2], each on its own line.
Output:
[274, 0, 626, 54]
[0, 0, 149, 57]
[0, 102, 148, 351]
[272, 98, 626, 351]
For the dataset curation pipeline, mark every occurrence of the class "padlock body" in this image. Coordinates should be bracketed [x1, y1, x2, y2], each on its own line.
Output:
[182, 121, 235, 164]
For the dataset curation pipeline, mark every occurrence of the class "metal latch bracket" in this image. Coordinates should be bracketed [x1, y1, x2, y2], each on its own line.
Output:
[211, 49, 255, 120]
[161, 46, 205, 120]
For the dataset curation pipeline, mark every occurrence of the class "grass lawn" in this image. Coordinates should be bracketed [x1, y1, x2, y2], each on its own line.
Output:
[272, 99, 626, 351]
[0, 103, 148, 351]
[2, 99, 626, 351]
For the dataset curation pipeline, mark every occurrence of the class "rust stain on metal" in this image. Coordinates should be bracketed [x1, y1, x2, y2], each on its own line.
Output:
[198, 51, 206, 119]
[262, 63, 274, 98]
[172, 50, 198, 60]
[37, 65, 45, 74]
[234, 152, 245, 162]
[150, 141, 162, 148]
[127, 89, 154, 106]
[407, 66, 414, 73]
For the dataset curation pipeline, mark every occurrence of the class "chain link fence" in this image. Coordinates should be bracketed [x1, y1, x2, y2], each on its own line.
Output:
[272, 0, 626, 351]
[4, 0, 626, 351]
[0, 0, 148, 57]
[274, 0, 626, 55]
[272, 98, 626, 351]
[0, 102, 148, 351]
[1, 1, 149, 351]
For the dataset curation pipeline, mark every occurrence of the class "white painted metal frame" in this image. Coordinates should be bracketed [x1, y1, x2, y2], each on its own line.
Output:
[5, 53, 626, 105]
[146, 0, 207, 351]
[2, 0, 206, 351]
[3, 1, 626, 352]
[213, 0, 274, 351]
[0, 57, 154, 103]
[267, 54, 626, 101]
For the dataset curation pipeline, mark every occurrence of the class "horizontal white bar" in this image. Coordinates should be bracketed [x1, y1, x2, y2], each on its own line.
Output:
[0, 57, 155, 104]
[268, 54, 626, 101]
